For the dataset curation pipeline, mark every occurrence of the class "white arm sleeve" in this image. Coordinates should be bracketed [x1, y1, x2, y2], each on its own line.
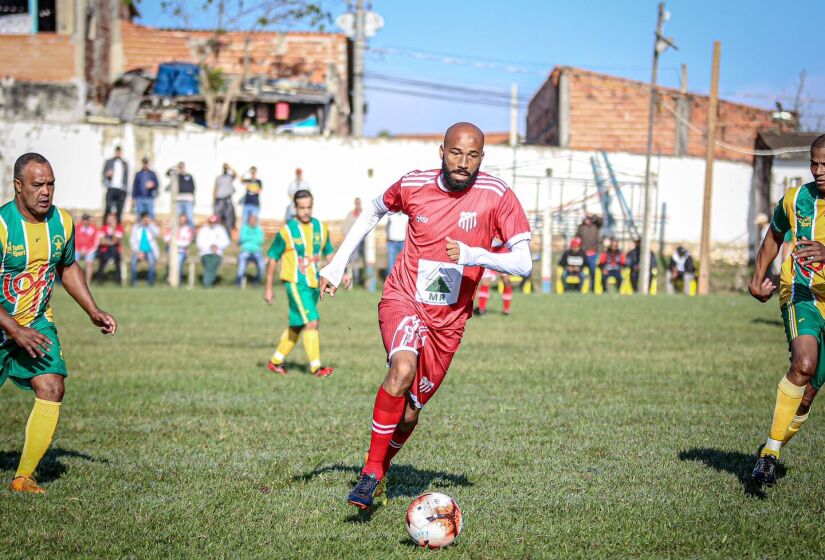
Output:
[457, 238, 533, 277]
[319, 196, 389, 287]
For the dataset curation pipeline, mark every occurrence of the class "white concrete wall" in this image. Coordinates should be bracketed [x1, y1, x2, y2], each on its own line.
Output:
[0, 120, 755, 249]
[772, 159, 812, 203]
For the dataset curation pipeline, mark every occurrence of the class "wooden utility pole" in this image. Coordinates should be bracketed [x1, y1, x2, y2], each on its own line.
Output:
[698, 41, 721, 295]
[639, 2, 675, 295]
[168, 171, 180, 288]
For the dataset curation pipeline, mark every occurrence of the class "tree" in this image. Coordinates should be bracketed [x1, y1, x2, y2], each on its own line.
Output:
[159, 0, 330, 129]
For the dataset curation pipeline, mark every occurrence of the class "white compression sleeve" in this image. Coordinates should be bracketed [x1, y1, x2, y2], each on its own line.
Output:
[319, 196, 389, 287]
[457, 238, 533, 277]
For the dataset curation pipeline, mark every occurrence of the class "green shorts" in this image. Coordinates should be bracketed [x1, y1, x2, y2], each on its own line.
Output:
[0, 319, 67, 390]
[285, 282, 320, 327]
[781, 301, 825, 390]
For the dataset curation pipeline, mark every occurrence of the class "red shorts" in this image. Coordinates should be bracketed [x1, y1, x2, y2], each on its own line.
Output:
[378, 298, 463, 409]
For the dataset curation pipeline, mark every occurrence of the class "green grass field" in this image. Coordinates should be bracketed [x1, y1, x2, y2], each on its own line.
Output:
[1, 286, 824, 559]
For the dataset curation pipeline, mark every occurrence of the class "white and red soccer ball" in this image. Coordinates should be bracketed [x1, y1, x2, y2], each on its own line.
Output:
[405, 492, 463, 549]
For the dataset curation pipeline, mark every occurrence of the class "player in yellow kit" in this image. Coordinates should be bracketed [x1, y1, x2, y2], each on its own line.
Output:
[1, 153, 117, 493]
[263, 190, 346, 376]
[750, 134, 825, 485]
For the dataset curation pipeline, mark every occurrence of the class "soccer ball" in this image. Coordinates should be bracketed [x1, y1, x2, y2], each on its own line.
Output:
[405, 492, 463, 549]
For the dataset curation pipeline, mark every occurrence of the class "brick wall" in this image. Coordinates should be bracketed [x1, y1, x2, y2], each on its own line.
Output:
[119, 21, 348, 89]
[0, 34, 76, 82]
[527, 67, 778, 163]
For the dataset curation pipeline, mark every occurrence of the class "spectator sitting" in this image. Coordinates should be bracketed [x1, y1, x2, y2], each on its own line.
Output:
[668, 246, 696, 295]
[95, 212, 124, 284]
[240, 166, 263, 226]
[75, 212, 99, 285]
[132, 156, 159, 220]
[558, 236, 587, 292]
[599, 237, 625, 293]
[196, 214, 231, 287]
[237, 213, 265, 286]
[575, 213, 603, 292]
[625, 237, 658, 292]
[129, 212, 160, 287]
[165, 213, 194, 282]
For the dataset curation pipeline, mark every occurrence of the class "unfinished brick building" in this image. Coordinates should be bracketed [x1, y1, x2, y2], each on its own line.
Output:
[526, 66, 781, 163]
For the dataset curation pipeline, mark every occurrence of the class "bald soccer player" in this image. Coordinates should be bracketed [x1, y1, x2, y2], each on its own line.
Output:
[2, 153, 117, 493]
[750, 134, 825, 486]
[319, 123, 533, 509]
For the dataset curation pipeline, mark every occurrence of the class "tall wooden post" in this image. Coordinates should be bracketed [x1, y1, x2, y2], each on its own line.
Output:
[698, 41, 721, 295]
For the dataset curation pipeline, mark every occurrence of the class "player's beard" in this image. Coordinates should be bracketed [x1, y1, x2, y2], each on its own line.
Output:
[441, 160, 478, 192]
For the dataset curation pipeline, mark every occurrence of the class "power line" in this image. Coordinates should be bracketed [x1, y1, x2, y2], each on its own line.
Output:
[365, 84, 527, 109]
[366, 72, 523, 100]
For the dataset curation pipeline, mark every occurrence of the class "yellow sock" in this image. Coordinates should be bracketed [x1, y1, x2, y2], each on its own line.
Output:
[302, 329, 322, 372]
[16, 398, 61, 478]
[762, 377, 806, 458]
[782, 412, 810, 445]
[272, 328, 299, 364]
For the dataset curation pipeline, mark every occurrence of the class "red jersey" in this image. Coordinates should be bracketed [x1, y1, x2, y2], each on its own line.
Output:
[381, 169, 530, 331]
[75, 223, 99, 253]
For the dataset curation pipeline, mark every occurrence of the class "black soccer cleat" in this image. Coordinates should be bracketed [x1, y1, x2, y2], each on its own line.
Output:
[752, 453, 779, 486]
[473, 307, 485, 316]
[347, 473, 380, 509]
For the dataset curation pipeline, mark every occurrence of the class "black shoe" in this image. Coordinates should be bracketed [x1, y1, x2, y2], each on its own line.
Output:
[347, 473, 380, 509]
[753, 453, 779, 486]
[473, 307, 485, 316]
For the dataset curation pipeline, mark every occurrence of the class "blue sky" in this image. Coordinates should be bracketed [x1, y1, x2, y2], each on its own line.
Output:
[137, 0, 825, 137]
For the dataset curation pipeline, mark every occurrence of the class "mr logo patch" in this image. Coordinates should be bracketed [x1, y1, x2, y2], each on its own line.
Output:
[416, 259, 463, 306]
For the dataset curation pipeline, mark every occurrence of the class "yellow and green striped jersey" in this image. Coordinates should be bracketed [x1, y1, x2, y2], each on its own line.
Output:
[267, 218, 333, 288]
[772, 182, 825, 312]
[0, 201, 75, 327]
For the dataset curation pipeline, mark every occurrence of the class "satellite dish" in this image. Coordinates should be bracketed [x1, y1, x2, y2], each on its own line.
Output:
[335, 10, 383, 38]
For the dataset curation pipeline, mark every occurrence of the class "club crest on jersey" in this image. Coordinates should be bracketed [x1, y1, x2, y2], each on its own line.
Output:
[458, 211, 477, 231]
[51, 234, 64, 255]
[799, 216, 812, 228]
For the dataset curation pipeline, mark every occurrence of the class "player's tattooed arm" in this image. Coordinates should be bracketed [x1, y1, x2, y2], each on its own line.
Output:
[748, 227, 783, 303]
[59, 262, 117, 335]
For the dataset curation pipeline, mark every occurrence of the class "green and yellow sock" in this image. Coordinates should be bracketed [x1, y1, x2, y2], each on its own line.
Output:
[302, 329, 322, 372]
[272, 328, 299, 365]
[782, 412, 810, 445]
[762, 376, 806, 458]
[16, 398, 61, 478]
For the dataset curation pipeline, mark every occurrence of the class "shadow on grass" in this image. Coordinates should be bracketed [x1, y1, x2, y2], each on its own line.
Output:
[678, 447, 785, 499]
[751, 318, 783, 327]
[293, 463, 473, 523]
[0, 448, 108, 484]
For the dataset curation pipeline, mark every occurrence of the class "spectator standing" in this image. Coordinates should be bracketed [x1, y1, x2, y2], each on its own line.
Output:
[236, 213, 265, 286]
[625, 237, 658, 292]
[385, 211, 408, 274]
[668, 246, 696, 295]
[213, 163, 237, 234]
[558, 236, 587, 292]
[342, 197, 365, 287]
[165, 213, 194, 282]
[95, 212, 124, 284]
[167, 162, 196, 225]
[240, 166, 263, 226]
[102, 146, 129, 222]
[196, 215, 231, 287]
[576, 214, 603, 291]
[129, 212, 160, 287]
[75, 213, 99, 285]
[132, 157, 159, 220]
[599, 238, 625, 292]
[285, 168, 310, 221]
